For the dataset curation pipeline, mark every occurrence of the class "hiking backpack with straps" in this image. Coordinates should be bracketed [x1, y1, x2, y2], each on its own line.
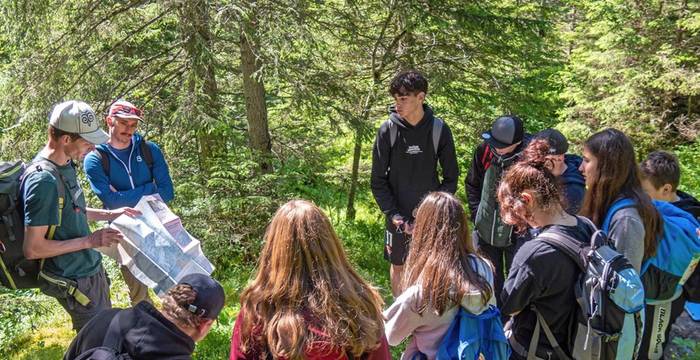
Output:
[0, 159, 92, 305]
[535, 216, 646, 360]
[95, 140, 154, 177]
[602, 198, 700, 303]
[387, 117, 444, 157]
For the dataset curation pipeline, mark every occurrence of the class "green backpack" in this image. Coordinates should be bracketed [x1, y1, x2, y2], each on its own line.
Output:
[474, 150, 521, 247]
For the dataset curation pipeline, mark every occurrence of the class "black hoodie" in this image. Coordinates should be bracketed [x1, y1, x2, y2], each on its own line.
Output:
[64, 301, 195, 360]
[370, 104, 459, 223]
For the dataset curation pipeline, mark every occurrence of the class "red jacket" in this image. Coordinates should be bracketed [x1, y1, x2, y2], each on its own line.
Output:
[229, 311, 391, 360]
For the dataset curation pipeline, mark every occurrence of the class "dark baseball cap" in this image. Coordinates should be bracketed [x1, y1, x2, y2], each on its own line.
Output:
[534, 128, 569, 155]
[178, 273, 225, 320]
[481, 115, 524, 149]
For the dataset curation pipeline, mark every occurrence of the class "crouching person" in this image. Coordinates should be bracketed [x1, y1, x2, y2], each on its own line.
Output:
[64, 273, 225, 360]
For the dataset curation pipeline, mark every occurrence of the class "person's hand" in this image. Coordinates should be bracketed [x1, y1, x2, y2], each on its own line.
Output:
[86, 228, 124, 248]
[391, 214, 405, 232]
[109, 185, 117, 192]
[109, 207, 141, 221]
[403, 221, 414, 235]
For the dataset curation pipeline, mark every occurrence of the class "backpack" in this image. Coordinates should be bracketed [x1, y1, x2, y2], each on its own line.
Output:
[73, 314, 132, 360]
[0, 160, 66, 289]
[434, 306, 510, 360]
[387, 117, 443, 157]
[602, 199, 700, 302]
[473, 149, 521, 247]
[95, 140, 154, 177]
[536, 216, 646, 360]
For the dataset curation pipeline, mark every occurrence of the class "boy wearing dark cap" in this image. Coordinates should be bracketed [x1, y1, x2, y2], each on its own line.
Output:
[64, 273, 225, 360]
[533, 128, 585, 214]
[465, 115, 529, 308]
[371, 70, 459, 296]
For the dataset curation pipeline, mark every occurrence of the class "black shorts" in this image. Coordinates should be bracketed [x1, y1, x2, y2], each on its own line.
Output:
[384, 227, 410, 265]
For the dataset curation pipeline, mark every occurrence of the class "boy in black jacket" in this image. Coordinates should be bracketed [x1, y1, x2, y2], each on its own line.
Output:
[370, 70, 459, 296]
[639, 150, 700, 359]
[465, 115, 529, 309]
[64, 273, 224, 360]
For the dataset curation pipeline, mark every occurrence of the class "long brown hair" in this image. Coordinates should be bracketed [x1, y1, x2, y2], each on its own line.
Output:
[237, 200, 384, 359]
[579, 128, 663, 258]
[497, 139, 566, 232]
[402, 192, 493, 316]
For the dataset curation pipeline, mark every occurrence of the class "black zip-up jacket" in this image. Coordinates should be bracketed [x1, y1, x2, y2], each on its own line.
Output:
[465, 140, 529, 222]
[64, 301, 195, 360]
[370, 105, 459, 223]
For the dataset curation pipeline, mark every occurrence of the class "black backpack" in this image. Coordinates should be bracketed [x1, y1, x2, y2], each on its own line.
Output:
[0, 160, 67, 289]
[95, 141, 154, 177]
[72, 315, 132, 360]
[535, 216, 646, 360]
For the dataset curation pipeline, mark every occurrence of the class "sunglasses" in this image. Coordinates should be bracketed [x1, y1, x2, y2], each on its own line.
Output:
[111, 105, 143, 117]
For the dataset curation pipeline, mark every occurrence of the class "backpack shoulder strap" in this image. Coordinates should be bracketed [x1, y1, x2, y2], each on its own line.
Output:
[388, 120, 398, 149]
[432, 117, 443, 155]
[96, 148, 110, 175]
[536, 229, 587, 271]
[529, 305, 573, 360]
[602, 198, 636, 233]
[139, 140, 154, 170]
[22, 161, 66, 234]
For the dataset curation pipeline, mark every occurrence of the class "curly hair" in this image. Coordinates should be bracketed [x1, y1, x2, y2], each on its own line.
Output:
[161, 284, 204, 328]
[497, 139, 564, 232]
[237, 200, 385, 359]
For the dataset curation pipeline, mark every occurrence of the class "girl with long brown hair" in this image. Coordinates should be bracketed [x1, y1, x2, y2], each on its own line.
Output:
[383, 192, 499, 359]
[498, 139, 596, 359]
[579, 128, 663, 271]
[229, 200, 389, 360]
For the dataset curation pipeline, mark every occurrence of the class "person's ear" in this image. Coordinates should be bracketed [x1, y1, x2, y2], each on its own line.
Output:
[661, 184, 674, 196]
[520, 192, 533, 206]
[417, 92, 426, 102]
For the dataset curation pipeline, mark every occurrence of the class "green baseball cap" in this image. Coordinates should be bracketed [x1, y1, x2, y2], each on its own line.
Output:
[49, 100, 109, 144]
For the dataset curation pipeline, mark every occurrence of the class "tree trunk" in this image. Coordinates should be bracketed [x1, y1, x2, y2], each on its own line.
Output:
[179, 0, 222, 171]
[240, 7, 273, 174]
[346, 126, 364, 220]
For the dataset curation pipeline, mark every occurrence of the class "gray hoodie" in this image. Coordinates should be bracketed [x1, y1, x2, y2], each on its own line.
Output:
[608, 207, 646, 272]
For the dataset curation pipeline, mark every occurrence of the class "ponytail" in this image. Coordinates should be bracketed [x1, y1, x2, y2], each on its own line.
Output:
[497, 139, 564, 232]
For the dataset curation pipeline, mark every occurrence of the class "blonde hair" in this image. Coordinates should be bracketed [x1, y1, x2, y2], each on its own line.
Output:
[238, 200, 385, 359]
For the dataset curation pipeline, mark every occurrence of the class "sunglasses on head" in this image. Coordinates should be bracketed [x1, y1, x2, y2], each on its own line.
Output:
[112, 105, 142, 117]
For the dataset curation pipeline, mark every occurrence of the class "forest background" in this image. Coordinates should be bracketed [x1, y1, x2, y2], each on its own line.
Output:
[1, 0, 699, 358]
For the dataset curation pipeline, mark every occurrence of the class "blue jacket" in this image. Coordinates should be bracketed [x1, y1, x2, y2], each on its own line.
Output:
[84, 133, 174, 209]
[561, 154, 585, 214]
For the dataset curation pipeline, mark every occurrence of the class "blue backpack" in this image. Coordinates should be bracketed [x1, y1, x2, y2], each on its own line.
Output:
[434, 306, 510, 360]
[602, 198, 700, 302]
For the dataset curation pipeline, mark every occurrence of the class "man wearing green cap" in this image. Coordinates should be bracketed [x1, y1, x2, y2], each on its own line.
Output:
[22, 100, 139, 331]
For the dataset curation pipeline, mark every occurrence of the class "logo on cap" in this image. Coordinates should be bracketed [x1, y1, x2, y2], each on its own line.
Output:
[80, 110, 95, 127]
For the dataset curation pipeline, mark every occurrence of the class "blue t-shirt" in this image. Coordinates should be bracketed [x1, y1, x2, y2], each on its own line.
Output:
[23, 156, 101, 279]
